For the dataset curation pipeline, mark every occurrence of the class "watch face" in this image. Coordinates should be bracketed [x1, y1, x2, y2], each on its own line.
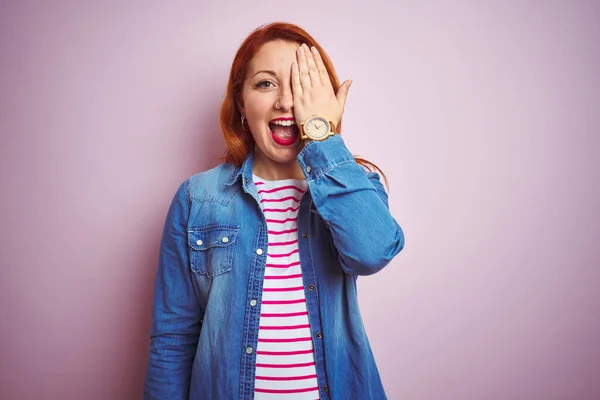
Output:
[305, 116, 330, 139]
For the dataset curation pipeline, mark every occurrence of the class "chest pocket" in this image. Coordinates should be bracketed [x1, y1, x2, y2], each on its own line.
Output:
[187, 225, 239, 278]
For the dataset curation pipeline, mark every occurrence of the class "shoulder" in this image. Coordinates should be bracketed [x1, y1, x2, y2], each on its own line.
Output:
[184, 163, 239, 203]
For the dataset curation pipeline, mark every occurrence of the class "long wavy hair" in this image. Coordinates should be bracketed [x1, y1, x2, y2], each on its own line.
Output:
[219, 22, 388, 187]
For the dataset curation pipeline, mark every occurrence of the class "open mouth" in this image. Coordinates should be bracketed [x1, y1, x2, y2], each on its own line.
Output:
[269, 118, 299, 146]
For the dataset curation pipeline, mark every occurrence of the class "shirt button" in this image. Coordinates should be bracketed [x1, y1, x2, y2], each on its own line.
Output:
[250, 299, 257, 306]
[196, 239, 203, 246]
[256, 248, 263, 255]
[306, 166, 312, 173]
[324, 385, 329, 392]
[316, 332, 323, 339]
[246, 347, 253, 354]
[301, 232, 308, 238]
[222, 236, 229, 243]
[308, 284, 315, 291]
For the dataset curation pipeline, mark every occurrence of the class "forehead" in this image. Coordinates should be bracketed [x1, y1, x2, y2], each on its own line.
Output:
[248, 40, 300, 74]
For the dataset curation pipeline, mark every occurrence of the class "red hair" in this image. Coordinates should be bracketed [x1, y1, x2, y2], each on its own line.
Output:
[219, 22, 388, 187]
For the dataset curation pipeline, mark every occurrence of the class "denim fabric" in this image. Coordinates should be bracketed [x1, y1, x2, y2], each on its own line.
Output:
[144, 135, 405, 399]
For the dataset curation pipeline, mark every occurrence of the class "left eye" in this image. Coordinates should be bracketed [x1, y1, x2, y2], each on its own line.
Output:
[257, 81, 274, 88]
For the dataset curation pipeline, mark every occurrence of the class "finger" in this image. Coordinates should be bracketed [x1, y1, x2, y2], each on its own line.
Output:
[311, 46, 332, 89]
[291, 61, 303, 97]
[297, 44, 312, 90]
[305, 45, 322, 87]
[336, 80, 352, 109]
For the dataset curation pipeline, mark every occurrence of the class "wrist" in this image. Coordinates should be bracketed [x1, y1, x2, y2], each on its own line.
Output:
[299, 115, 336, 143]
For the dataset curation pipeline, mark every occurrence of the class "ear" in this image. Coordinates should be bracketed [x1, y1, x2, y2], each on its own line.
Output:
[235, 93, 245, 116]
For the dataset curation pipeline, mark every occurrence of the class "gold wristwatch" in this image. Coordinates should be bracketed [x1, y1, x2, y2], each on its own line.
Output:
[299, 116, 336, 144]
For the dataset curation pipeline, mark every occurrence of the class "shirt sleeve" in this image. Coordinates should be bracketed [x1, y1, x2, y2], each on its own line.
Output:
[144, 179, 203, 399]
[297, 135, 405, 275]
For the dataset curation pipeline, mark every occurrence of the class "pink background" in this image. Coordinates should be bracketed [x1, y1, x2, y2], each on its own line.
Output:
[1, 1, 599, 399]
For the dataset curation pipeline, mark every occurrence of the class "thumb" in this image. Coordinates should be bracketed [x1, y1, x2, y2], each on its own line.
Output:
[336, 79, 352, 108]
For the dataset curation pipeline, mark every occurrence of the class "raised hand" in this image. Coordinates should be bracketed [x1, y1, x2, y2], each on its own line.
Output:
[291, 43, 352, 130]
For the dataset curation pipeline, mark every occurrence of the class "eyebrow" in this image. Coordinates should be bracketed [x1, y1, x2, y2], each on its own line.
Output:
[252, 70, 277, 78]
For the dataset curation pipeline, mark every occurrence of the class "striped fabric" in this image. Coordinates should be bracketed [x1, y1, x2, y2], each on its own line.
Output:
[253, 175, 319, 400]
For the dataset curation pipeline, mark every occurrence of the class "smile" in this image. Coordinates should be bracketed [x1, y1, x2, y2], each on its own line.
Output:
[269, 117, 299, 146]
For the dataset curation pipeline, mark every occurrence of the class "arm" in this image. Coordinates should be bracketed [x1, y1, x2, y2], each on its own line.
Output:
[298, 135, 405, 275]
[291, 44, 404, 275]
[144, 180, 203, 399]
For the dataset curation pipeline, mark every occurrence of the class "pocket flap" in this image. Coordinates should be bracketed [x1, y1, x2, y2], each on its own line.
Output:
[188, 226, 239, 251]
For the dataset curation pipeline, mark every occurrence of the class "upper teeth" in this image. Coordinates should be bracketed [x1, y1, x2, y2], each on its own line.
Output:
[272, 120, 295, 126]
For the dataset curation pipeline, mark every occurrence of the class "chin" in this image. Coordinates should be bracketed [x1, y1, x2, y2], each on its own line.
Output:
[269, 149, 300, 165]
[253, 130, 301, 165]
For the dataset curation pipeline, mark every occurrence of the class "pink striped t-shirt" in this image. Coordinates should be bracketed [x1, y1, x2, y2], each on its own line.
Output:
[253, 175, 319, 400]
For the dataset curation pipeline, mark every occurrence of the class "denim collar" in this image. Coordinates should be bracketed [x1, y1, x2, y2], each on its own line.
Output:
[224, 151, 254, 188]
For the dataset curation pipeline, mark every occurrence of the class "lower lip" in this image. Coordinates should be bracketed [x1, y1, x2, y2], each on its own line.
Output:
[270, 128, 298, 146]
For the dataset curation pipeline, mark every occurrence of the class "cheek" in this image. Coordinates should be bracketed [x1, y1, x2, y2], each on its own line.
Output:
[244, 93, 273, 120]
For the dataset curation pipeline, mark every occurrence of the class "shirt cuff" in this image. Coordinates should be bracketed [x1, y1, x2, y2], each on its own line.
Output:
[296, 135, 356, 182]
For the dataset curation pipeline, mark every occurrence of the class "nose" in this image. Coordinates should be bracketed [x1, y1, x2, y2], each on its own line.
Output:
[275, 86, 293, 111]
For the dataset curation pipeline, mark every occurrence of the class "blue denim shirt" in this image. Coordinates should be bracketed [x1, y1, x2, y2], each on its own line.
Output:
[144, 135, 405, 399]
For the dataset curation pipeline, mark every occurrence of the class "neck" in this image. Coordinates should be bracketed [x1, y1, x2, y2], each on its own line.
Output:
[252, 152, 304, 181]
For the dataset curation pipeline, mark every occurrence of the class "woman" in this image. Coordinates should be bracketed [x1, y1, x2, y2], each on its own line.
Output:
[144, 22, 405, 400]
